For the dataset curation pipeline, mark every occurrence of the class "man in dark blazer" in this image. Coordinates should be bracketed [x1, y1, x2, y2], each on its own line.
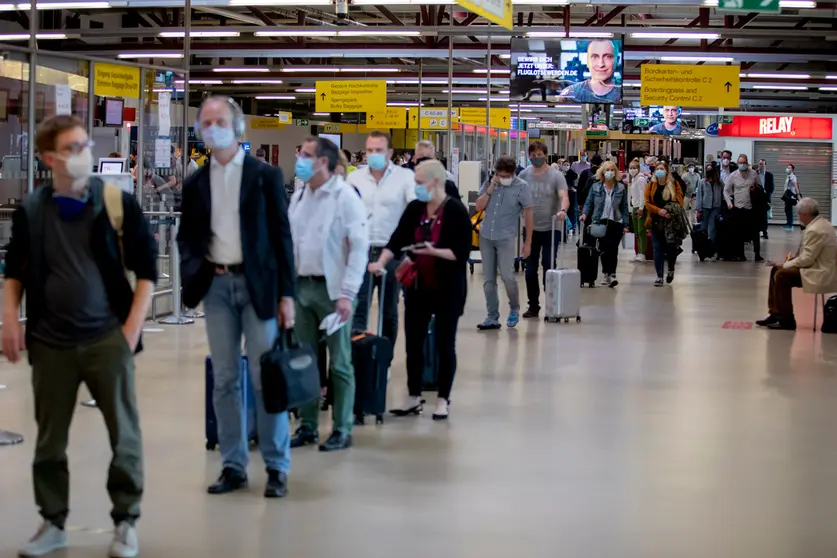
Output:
[758, 159, 774, 238]
[178, 96, 296, 499]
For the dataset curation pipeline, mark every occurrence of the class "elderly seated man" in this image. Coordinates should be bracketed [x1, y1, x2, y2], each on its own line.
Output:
[757, 197, 837, 331]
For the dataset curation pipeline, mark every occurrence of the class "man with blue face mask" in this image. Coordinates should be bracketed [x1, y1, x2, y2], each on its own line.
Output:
[288, 137, 368, 452]
[5, 115, 157, 558]
[178, 96, 296, 499]
[348, 130, 416, 345]
[723, 153, 764, 262]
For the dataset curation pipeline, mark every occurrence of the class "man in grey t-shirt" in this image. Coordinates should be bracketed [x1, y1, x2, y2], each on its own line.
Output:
[518, 141, 569, 318]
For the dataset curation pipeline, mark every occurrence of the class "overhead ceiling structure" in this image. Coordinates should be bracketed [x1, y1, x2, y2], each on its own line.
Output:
[3, 0, 837, 122]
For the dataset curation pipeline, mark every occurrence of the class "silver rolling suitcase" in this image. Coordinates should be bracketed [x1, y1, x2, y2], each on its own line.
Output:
[544, 215, 582, 324]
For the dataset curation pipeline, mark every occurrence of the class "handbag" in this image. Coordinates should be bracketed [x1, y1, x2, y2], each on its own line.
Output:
[589, 223, 607, 238]
[781, 189, 798, 206]
[394, 258, 418, 288]
[260, 328, 321, 414]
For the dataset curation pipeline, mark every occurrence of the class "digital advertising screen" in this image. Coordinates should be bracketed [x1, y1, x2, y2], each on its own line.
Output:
[104, 98, 124, 127]
[648, 105, 682, 135]
[510, 38, 623, 105]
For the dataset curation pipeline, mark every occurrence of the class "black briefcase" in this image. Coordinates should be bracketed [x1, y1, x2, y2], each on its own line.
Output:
[260, 329, 321, 414]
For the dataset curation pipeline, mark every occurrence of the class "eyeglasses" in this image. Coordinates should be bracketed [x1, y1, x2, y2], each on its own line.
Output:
[54, 140, 94, 155]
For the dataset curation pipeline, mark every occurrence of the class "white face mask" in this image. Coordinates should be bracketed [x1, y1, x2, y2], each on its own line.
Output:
[499, 176, 513, 186]
[629, 168, 638, 177]
[63, 148, 93, 189]
[202, 125, 236, 150]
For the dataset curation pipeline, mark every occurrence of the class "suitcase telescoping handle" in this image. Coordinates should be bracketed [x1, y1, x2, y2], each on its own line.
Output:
[551, 214, 566, 270]
[368, 267, 388, 336]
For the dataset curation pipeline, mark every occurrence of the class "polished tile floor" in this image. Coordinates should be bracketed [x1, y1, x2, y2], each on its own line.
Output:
[2, 228, 837, 558]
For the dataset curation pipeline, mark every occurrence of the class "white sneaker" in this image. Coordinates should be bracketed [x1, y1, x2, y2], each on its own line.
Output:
[19, 521, 67, 557]
[636, 254, 646, 262]
[109, 522, 138, 558]
[600, 274, 611, 286]
[432, 398, 449, 420]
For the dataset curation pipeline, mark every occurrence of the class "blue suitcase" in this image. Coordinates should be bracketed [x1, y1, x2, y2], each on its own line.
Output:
[205, 355, 258, 451]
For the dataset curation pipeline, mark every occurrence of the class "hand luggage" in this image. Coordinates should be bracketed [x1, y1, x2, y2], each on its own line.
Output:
[421, 316, 439, 391]
[821, 295, 837, 334]
[351, 269, 394, 425]
[691, 227, 715, 262]
[715, 211, 737, 261]
[545, 216, 582, 323]
[577, 224, 599, 288]
[205, 356, 257, 451]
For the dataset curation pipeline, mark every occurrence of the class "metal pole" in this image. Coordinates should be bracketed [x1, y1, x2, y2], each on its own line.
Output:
[26, 2, 37, 195]
[446, 11, 453, 163]
[485, 24, 491, 165]
[182, 0, 191, 176]
[88, 62, 95, 140]
[158, 217, 194, 325]
[417, 59, 422, 148]
[136, 70, 145, 206]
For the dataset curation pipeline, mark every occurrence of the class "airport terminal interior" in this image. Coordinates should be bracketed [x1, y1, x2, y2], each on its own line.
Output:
[1, 0, 837, 556]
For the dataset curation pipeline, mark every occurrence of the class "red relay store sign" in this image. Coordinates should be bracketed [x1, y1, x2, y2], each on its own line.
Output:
[719, 116, 832, 140]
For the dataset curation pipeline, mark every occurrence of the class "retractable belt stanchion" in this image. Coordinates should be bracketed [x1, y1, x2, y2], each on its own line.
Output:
[158, 216, 194, 325]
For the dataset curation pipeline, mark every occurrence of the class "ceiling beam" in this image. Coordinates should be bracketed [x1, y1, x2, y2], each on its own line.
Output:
[376, 5, 424, 45]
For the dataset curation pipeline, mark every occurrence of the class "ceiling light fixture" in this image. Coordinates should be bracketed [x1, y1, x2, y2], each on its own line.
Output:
[159, 30, 240, 38]
[779, 0, 816, 7]
[661, 56, 734, 62]
[21, 1, 110, 8]
[353, 0, 451, 4]
[281, 67, 400, 73]
[746, 72, 810, 79]
[255, 30, 336, 37]
[232, 79, 283, 84]
[499, 53, 511, 59]
[631, 32, 719, 40]
[473, 68, 511, 74]
[312, 112, 330, 116]
[478, 97, 510, 102]
[212, 67, 270, 72]
[0, 32, 66, 40]
[295, 87, 316, 92]
[118, 52, 183, 59]
[176, 79, 223, 85]
[387, 102, 424, 106]
[752, 85, 808, 90]
[255, 95, 296, 100]
[228, 0, 330, 5]
[338, 30, 421, 37]
[818, 87, 837, 92]
[443, 89, 494, 94]
[624, 81, 642, 87]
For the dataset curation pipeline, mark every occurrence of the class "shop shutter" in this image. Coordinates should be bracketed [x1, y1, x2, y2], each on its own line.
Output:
[754, 141, 833, 224]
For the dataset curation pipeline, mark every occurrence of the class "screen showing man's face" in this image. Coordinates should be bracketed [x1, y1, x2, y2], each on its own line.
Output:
[587, 41, 615, 83]
[663, 106, 678, 125]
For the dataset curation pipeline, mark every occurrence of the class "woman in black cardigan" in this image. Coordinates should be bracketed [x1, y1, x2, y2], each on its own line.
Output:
[367, 160, 471, 420]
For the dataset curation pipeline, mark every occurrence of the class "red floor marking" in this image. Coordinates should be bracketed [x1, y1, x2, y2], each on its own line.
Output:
[722, 321, 753, 330]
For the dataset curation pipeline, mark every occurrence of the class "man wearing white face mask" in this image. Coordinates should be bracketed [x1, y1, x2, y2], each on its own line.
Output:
[4, 115, 157, 558]
[178, 96, 296, 499]
[348, 131, 416, 345]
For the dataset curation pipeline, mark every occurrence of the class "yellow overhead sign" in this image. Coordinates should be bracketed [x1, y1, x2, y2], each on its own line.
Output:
[322, 122, 356, 133]
[458, 107, 512, 129]
[315, 80, 387, 113]
[249, 117, 286, 131]
[277, 111, 292, 125]
[408, 108, 459, 129]
[366, 107, 406, 128]
[455, 0, 512, 30]
[94, 63, 140, 99]
[640, 64, 740, 108]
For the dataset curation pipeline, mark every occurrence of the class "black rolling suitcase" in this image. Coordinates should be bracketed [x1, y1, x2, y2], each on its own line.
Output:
[691, 227, 714, 262]
[422, 316, 439, 392]
[715, 211, 737, 261]
[577, 225, 599, 288]
[352, 270, 394, 425]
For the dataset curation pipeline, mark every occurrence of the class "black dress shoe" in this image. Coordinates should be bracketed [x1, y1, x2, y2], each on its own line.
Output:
[319, 431, 352, 452]
[290, 426, 318, 448]
[755, 256, 765, 263]
[756, 315, 779, 327]
[207, 467, 248, 494]
[264, 469, 288, 498]
[522, 307, 539, 318]
[767, 320, 797, 331]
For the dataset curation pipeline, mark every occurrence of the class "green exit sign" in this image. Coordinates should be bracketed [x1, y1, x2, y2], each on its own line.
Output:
[294, 119, 309, 127]
[719, 0, 779, 12]
[635, 118, 650, 127]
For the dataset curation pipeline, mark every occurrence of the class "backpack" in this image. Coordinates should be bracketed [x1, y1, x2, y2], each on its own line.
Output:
[103, 183, 136, 289]
[470, 209, 484, 249]
[821, 295, 837, 334]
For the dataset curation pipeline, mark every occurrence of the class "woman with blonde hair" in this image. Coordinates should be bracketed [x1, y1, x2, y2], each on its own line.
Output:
[644, 161, 685, 286]
[580, 160, 629, 288]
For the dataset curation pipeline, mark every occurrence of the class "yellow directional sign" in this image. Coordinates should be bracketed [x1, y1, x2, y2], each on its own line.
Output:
[455, 0, 512, 31]
[277, 111, 292, 125]
[408, 108, 459, 129]
[322, 122, 356, 133]
[458, 107, 513, 129]
[640, 64, 740, 108]
[249, 117, 286, 131]
[367, 107, 406, 129]
[315, 80, 387, 113]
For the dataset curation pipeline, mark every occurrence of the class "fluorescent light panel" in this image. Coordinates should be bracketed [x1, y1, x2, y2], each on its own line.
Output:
[255, 95, 296, 100]
[312, 112, 330, 116]
[661, 56, 734, 62]
[387, 102, 423, 106]
[0, 32, 66, 40]
[228, 0, 330, 5]
[631, 32, 719, 40]
[213, 67, 269, 72]
[818, 87, 837, 91]
[746, 72, 810, 79]
[255, 30, 336, 37]
[295, 87, 316, 92]
[159, 30, 240, 38]
[232, 79, 284, 84]
[9, 1, 110, 8]
[118, 52, 183, 58]
[175, 79, 222, 85]
[473, 68, 511, 74]
[281, 67, 400, 73]
[752, 85, 807, 90]
[338, 30, 421, 36]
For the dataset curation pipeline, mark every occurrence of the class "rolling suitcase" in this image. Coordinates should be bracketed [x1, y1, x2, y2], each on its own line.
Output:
[545, 216, 582, 323]
[205, 356, 258, 451]
[691, 227, 714, 262]
[577, 224, 599, 288]
[421, 316, 439, 392]
[351, 269, 394, 425]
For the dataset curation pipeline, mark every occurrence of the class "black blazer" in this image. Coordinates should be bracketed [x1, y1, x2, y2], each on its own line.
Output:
[386, 198, 471, 316]
[762, 171, 775, 198]
[177, 155, 295, 321]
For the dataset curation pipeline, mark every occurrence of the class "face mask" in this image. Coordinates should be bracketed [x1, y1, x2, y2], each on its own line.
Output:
[368, 153, 388, 171]
[786, 168, 792, 174]
[739, 163, 749, 171]
[63, 148, 93, 186]
[202, 125, 235, 150]
[53, 193, 90, 220]
[688, 167, 695, 173]
[722, 158, 730, 166]
[580, 156, 588, 163]
[655, 170, 667, 179]
[531, 157, 546, 168]
[629, 168, 638, 176]
[604, 171, 615, 180]
[295, 157, 315, 182]
[561, 165, 570, 172]
[414, 183, 432, 202]
[499, 177, 513, 186]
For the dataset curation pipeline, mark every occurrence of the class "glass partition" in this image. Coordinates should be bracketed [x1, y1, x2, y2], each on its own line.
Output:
[0, 51, 30, 205]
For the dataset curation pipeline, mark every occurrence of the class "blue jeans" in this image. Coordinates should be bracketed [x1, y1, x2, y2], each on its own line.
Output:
[701, 207, 720, 244]
[650, 227, 677, 279]
[203, 273, 290, 475]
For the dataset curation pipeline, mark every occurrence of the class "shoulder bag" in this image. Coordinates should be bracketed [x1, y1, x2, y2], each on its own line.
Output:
[260, 328, 321, 414]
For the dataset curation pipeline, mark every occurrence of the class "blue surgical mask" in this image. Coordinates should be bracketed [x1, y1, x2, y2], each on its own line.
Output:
[739, 163, 749, 171]
[202, 125, 235, 151]
[604, 171, 615, 180]
[580, 156, 588, 163]
[655, 170, 666, 179]
[786, 168, 792, 174]
[368, 153, 388, 171]
[295, 157, 314, 182]
[414, 183, 432, 202]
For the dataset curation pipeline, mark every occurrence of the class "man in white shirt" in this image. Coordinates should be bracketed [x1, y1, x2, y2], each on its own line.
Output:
[723, 153, 764, 262]
[178, 97, 296, 499]
[348, 131, 416, 344]
[288, 137, 368, 452]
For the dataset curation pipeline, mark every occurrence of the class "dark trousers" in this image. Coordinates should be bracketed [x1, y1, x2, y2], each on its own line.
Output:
[404, 290, 460, 401]
[525, 229, 560, 310]
[30, 328, 142, 528]
[598, 220, 624, 276]
[785, 201, 795, 228]
[352, 247, 400, 344]
[768, 266, 803, 319]
[733, 207, 761, 259]
[650, 227, 678, 278]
